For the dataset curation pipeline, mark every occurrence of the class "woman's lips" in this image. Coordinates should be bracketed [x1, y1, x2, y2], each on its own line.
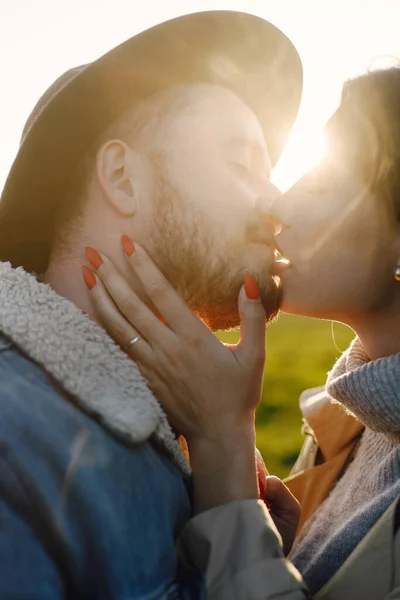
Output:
[272, 250, 292, 275]
[247, 225, 292, 274]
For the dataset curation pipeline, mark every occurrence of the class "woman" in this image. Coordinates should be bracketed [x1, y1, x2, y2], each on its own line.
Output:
[82, 67, 400, 598]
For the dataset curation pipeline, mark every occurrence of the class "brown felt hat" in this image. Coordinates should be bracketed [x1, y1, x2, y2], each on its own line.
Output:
[0, 11, 302, 273]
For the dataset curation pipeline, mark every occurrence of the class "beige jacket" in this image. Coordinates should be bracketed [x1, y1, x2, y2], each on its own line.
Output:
[284, 387, 364, 530]
[179, 495, 400, 599]
[179, 389, 398, 598]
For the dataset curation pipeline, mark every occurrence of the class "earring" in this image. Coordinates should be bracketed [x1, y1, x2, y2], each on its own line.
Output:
[394, 266, 400, 281]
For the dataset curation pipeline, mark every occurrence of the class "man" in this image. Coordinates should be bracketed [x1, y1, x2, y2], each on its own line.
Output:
[0, 11, 302, 597]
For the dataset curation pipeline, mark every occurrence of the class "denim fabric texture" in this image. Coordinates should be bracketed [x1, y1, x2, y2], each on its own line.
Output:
[0, 335, 203, 599]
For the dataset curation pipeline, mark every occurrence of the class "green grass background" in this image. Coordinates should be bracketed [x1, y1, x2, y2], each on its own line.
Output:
[217, 314, 355, 479]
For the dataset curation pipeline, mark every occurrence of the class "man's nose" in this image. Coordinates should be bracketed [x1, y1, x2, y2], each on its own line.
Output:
[253, 176, 281, 212]
[255, 196, 283, 236]
[268, 189, 296, 230]
[256, 179, 281, 207]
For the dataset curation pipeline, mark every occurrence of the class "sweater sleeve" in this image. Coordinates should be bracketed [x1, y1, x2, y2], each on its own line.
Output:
[178, 499, 309, 600]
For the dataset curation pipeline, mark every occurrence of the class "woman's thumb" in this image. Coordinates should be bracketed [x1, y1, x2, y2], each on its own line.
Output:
[236, 273, 267, 366]
[264, 476, 300, 517]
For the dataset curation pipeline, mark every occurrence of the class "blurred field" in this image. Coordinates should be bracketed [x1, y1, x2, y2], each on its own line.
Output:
[217, 314, 355, 479]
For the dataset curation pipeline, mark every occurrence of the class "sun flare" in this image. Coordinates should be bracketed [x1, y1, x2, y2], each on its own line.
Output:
[272, 124, 327, 192]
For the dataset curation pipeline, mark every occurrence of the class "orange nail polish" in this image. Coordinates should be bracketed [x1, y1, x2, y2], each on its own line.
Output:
[82, 266, 96, 290]
[121, 234, 135, 257]
[154, 309, 167, 325]
[85, 247, 103, 270]
[244, 272, 260, 300]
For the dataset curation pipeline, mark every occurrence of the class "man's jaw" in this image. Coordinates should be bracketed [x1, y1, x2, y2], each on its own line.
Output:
[190, 277, 282, 333]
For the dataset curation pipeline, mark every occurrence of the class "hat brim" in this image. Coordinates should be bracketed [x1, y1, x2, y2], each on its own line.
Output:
[0, 10, 302, 272]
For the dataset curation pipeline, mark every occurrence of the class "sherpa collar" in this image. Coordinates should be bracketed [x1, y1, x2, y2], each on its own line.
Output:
[0, 262, 190, 477]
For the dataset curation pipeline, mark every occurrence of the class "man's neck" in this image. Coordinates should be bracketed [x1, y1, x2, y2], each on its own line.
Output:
[44, 238, 156, 326]
[44, 252, 96, 318]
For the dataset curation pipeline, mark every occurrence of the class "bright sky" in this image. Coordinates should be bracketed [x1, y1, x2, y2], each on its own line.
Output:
[1, 0, 400, 193]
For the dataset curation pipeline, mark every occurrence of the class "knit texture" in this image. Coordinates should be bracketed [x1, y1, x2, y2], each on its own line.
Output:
[290, 338, 400, 594]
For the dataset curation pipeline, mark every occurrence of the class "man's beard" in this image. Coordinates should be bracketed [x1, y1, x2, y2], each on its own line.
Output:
[148, 158, 282, 331]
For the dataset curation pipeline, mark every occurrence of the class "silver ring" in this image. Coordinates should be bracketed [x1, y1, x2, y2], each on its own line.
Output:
[123, 335, 142, 351]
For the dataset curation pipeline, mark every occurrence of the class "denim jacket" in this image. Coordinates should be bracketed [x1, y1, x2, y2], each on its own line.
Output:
[0, 262, 203, 599]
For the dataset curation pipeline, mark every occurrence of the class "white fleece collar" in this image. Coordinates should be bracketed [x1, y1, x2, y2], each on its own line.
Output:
[0, 262, 190, 477]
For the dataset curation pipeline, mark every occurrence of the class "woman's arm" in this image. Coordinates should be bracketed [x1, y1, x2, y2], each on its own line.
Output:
[82, 237, 307, 598]
[189, 426, 258, 514]
[179, 500, 308, 600]
[182, 433, 307, 599]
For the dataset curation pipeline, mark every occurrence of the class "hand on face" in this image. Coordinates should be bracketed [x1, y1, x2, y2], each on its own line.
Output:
[82, 237, 303, 529]
[82, 235, 267, 449]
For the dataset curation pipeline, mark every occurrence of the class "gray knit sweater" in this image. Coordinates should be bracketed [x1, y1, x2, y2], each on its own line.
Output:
[290, 338, 400, 595]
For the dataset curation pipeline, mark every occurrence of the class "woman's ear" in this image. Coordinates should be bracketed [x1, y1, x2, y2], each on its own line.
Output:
[96, 139, 137, 216]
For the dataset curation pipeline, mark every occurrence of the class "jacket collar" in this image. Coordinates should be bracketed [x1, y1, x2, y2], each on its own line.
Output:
[299, 386, 364, 461]
[300, 336, 400, 458]
[315, 497, 400, 599]
[0, 262, 190, 477]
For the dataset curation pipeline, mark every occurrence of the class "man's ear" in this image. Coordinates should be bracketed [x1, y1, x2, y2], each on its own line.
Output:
[96, 139, 138, 216]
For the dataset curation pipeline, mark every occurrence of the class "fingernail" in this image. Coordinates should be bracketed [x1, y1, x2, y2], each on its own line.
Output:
[121, 234, 135, 257]
[85, 247, 103, 270]
[244, 272, 260, 300]
[82, 266, 96, 290]
[154, 309, 167, 325]
[258, 475, 271, 509]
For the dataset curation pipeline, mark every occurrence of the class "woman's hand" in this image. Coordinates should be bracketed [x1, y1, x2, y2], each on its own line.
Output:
[82, 236, 268, 511]
[83, 237, 267, 446]
[256, 451, 301, 555]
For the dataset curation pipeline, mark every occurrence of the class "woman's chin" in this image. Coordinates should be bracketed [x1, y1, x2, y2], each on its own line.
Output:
[278, 270, 323, 318]
[280, 293, 343, 322]
[280, 284, 325, 319]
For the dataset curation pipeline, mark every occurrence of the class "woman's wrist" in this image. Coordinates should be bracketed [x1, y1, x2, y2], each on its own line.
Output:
[188, 421, 258, 514]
